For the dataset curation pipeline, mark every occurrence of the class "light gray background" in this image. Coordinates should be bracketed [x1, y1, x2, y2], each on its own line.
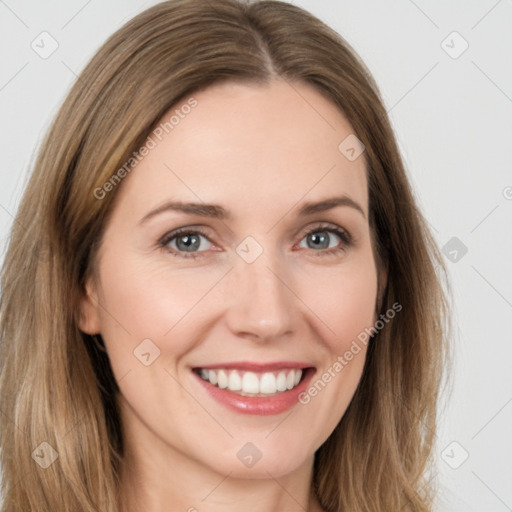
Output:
[1, 1, 511, 511]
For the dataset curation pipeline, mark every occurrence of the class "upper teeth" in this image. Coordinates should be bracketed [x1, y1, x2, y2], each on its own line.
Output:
[198, 368, 303, 396]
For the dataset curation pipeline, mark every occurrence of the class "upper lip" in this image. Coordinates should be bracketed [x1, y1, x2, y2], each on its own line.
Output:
[193, 361, 313, 372]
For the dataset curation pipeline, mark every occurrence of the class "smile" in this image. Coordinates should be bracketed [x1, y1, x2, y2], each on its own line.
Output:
[192, 362, 316, 415]
[196, 368, 303, 396]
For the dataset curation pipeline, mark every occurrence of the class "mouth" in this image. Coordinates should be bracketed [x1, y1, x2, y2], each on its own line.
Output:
[193, 367, 306, 397]
[191, 362, 316, 415]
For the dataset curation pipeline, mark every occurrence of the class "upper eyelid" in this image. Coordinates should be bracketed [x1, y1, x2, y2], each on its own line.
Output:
[158, 225, 213, 245]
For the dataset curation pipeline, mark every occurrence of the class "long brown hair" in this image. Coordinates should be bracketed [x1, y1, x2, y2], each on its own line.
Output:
[0, 1, 452, 510]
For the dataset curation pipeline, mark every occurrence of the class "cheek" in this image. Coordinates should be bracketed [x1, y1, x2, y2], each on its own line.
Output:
[300, 256, 378, 351]
[293, 263, 376, 443]
[95, 255, 228, 363]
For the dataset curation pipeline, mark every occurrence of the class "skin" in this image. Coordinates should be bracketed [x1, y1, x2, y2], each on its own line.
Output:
[79, 78, 386, 512]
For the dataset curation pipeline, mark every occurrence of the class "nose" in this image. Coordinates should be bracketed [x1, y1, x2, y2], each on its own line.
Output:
[223, 245, 297, 342]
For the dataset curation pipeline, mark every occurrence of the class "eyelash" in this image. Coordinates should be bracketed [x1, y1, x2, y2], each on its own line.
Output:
[158, 223, 354, 260]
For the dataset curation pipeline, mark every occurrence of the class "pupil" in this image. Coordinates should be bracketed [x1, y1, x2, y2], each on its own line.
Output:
[310, 232, 328, 249]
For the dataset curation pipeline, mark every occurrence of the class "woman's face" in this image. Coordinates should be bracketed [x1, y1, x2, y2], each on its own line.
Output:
[80, 78, 384, 479]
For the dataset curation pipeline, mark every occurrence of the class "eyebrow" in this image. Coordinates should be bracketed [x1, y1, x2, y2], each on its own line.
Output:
[139, 194, 366, 224]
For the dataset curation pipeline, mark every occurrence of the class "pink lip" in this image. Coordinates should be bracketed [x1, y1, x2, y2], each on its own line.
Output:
[192, 365, 316, 416]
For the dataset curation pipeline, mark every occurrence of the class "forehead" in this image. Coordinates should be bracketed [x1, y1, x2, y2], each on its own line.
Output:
[113, 79, 368, 224]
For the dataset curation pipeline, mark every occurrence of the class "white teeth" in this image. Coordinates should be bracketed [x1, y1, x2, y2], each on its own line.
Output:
[198, 368, 304, 396]
[242, 372, 259, 394]
[217, 369, 228, 389]
[259, 372, 277, 394]
[286, 371, 295, 390]
[208, 370, 218, 386]
[228, 371, 242, 391]
[276, 372, 287, 392]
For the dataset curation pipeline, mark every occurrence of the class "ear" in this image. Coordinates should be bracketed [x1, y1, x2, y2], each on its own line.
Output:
[77, 276, 102, 335]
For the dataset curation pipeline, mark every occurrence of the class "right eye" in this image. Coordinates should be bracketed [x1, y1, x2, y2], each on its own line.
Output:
[159, 227, 214, 259]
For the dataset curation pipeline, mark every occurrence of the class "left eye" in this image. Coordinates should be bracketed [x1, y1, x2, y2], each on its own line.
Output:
[299, 228, 343, 251]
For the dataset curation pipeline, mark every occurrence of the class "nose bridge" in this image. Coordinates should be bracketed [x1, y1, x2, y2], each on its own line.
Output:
[225, 236, 295, 340]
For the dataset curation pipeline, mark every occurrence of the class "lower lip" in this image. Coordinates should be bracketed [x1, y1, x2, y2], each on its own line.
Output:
[193, 368, 315, 416]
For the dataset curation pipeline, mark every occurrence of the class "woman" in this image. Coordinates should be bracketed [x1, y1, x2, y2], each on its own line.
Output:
[0, 0, 452, 511]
